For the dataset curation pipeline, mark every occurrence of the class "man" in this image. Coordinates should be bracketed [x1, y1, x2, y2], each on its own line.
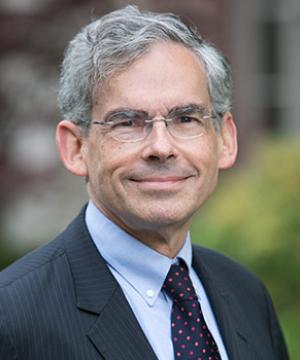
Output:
[0, 5, 288, 360]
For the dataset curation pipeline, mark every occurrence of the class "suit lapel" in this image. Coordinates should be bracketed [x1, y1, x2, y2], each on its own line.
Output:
[87, 287, 157, 360]
[63, 208, 157, 360]
[192, 246, 257, 360]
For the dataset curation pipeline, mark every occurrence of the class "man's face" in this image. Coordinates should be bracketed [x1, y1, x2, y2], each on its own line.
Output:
[79, 42, 236, 235]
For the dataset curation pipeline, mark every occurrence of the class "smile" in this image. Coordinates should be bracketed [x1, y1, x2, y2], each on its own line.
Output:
[128, 176, 193, 191]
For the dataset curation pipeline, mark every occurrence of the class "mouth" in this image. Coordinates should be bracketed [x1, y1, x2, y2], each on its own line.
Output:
[127, 175, 194, 191]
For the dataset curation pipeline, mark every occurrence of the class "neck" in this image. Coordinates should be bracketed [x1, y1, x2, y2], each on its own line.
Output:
[126, 225, 190, 258]
[93, 201, 191, 259]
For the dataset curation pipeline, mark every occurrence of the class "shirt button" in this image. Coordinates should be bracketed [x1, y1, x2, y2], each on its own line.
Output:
[146, 289, 154, 298]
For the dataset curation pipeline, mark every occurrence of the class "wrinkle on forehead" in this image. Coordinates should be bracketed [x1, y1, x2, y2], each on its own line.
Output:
[92, 42, 210, 120]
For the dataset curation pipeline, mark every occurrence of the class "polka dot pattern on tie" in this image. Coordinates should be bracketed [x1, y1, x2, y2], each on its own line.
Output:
[163, 260, 220, 360]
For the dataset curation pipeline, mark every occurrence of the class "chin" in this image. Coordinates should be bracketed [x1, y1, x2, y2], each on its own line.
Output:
[127, 204, 194, 229]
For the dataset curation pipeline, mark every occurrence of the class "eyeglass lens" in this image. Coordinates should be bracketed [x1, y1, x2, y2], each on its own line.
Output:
[96, 104, 214, 142]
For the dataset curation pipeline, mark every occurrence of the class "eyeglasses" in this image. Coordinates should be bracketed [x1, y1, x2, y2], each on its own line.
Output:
[92, 104, 217, 143]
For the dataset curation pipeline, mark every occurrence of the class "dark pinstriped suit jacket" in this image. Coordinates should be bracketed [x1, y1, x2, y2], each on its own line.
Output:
[0, 207, 289, 359]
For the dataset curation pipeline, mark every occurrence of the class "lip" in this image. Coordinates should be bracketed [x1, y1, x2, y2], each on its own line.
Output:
[128, 176, 193, 191]
[133, 176, 188, 182]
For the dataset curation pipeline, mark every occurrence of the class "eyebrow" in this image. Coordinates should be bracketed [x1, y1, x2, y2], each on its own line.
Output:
[103, 108, 148, 121]
[167, 103, 208, 117]
[102, 103, 208, 121]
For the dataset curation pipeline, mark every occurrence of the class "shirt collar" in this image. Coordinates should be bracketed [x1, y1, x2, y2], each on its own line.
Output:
[85, 200, 192, 306]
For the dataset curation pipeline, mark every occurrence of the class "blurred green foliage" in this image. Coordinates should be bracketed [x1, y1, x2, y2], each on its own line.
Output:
[0, 235, 25, 271]
[191, 136, 300, 359]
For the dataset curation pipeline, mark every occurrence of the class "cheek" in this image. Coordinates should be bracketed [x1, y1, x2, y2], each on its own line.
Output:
[87, 139, 131, 189]
[189, 139, 219, 170]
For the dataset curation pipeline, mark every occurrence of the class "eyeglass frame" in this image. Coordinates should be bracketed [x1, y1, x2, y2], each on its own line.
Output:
[90, 104, 219, 143]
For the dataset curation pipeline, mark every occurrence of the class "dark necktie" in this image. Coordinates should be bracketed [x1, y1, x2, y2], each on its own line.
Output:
[163, 260, 220, 360]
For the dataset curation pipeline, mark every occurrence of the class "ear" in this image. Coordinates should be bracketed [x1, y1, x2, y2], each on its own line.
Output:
[56, 120, 88, 177]
[217, 112, 238, 169]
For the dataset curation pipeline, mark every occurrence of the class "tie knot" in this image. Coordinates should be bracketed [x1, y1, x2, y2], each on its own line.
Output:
[163, 261, 198, 302]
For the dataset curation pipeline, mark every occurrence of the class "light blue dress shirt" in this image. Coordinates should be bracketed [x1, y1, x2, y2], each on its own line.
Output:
[85, 201, 228, 360]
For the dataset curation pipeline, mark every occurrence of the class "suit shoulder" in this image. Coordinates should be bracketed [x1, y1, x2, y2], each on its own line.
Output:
[0, 234, 66, 289]
[0, 207, 87, 289]
[192, 244, 263, 286]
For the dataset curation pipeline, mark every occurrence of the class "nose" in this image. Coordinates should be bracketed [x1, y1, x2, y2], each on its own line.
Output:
[141, 120, 178, 162]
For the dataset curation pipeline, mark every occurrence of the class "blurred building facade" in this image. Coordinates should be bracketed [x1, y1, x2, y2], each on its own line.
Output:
[0, 0, 299, 250]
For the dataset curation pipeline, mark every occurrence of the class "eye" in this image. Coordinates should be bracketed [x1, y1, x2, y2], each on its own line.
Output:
[174, 115, 201, 125]
[113, 119, 134, 128]
[178, 116, 195, 123]
[110, 117, 144, 129]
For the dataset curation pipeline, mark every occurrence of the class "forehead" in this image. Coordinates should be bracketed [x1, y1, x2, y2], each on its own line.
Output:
[93, 42, 210, 117]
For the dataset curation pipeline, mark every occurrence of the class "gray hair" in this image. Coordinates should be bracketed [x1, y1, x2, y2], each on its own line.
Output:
[58, 5, 232, 129]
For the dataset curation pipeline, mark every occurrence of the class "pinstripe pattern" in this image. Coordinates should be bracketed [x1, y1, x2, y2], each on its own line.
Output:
[0, 206, 289, 359]
[0, 208, 157, 360]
